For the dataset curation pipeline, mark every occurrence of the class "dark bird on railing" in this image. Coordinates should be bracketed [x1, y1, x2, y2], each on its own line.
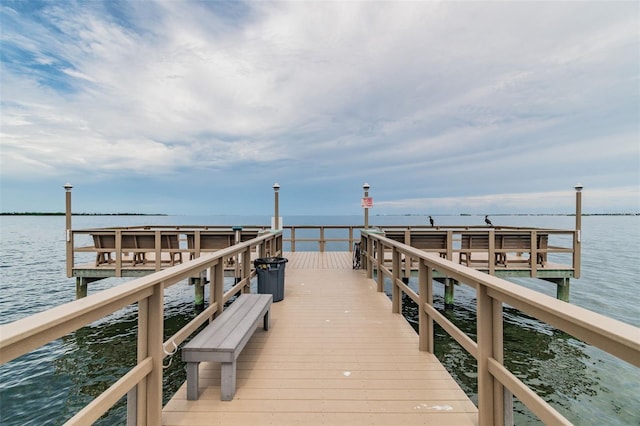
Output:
[429, 216, 435, 227]
[485, 215, 493, 226]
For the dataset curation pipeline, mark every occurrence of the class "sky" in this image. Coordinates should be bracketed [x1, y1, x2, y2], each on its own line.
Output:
[1, 0, 638, 216]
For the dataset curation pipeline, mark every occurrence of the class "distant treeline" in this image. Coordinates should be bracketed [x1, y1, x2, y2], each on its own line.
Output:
[460, 213, 639, 216]
[1, 212, 167, 216]
[381, 213, 639, 217]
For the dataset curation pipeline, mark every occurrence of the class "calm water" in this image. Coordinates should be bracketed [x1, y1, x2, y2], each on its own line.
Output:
[0, 214, 638, 425]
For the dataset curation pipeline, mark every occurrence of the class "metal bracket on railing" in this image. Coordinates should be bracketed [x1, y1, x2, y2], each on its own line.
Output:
[162, 340, 178, 369]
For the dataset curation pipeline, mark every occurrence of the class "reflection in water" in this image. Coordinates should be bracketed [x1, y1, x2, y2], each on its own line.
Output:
[55, 301, 196, 425]
[399, 283, 637, 425]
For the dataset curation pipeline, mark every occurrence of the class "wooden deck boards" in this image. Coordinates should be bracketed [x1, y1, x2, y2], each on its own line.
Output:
[162, 252, 477, 425]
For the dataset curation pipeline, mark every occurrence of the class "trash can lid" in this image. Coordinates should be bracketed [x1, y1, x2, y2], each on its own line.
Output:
[254, 257, 288, 265]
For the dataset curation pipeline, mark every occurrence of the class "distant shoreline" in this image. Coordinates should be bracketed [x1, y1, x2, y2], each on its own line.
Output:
[0, 212, 167, 216]
[1, 212, 637, 217]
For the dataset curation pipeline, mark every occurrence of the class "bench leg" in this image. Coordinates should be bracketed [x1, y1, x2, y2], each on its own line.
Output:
[220, 361, 237, 401]
[186, 362, 199, 401]
[263, 310, 270, 331]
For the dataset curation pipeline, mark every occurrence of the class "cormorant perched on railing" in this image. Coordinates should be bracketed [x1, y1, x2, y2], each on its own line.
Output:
[484, 215, 493, 226]
[429, 216, 435, 227]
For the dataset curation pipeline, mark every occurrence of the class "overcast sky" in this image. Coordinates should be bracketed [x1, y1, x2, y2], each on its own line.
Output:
[1, 0, 638, 216]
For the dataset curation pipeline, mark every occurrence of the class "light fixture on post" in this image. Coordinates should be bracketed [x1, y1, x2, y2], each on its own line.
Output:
[574, 183, 583, 235]
[273, 183, 280, 231]
[574, 183, 583, 279]
[63, 183, 73, 277]
[363, 183, 370, 229]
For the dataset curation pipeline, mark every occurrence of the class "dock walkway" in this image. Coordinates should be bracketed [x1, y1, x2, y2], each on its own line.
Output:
[162, 252, 478, 425]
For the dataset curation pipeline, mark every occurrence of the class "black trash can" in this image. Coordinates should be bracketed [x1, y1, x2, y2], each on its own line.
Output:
[254, 257, 288, 302]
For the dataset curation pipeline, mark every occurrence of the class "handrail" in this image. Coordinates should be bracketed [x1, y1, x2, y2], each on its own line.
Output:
[360, 230, 639, 426]
[70, 226, 360, 276]
[1, 231, 283, 425]
[70, 225, 577, 278]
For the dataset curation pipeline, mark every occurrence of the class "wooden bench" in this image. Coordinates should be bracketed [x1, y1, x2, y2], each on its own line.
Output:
[92, 234, 115, 266]
[182, 294, 273, 401]
[410, 232, 448, 259]
[495, 233, 532, 266]
[459, 234, 492, 266]
[537, 234, 548, 267]
[187, 232, 232, 259]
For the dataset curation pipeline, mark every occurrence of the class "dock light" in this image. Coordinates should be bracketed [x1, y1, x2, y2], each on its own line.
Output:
[273, 183, 280, 231]
[363, 183, 370, 229]
[573, 184, 583, 280]
[574, 183, 583, 240]
[63, 183, 73, 277]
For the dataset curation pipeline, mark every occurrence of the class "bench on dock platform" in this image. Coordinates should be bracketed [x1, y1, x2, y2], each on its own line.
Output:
[182, 294, 273, 401]
[411, 231, 449, 258]
[93, 234, 116, 266]
[459, 234, 492, 266]
[91, 232, 182, 266]
[187, 232, 233, 259]
[495, 233, 532, 266]
[383, 230, 448, 258]
[458, 232, 550, 267]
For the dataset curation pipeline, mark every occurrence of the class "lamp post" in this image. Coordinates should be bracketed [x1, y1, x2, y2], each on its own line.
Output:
[363, 183, 370, 229]
[574, 183, 583, 279]
[273, 183, 280, 230]
[574, 184, 583, 238]
[64, 183, 73, 277]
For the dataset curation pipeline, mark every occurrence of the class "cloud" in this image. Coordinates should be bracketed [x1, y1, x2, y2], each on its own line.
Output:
[0, 1, 638, 214]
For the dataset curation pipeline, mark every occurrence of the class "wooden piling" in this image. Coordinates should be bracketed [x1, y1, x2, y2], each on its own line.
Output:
[445, 278, 456, 309]
[191, 277, 205, 313]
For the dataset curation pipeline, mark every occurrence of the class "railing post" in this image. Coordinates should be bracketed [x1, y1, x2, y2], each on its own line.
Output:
[418, 259, 434, 352]
[194, 230, 201, 259]
[530, 230, 538, 278]
[348, 227, 354, 252]
[212, 261, 224, 318]
[489, 229, 495, 275]
[320, 227, 325, 252]
[126, 385, 137, 426]
[133, 298, 148, 425]
[290, 227, 296, 252]
[115, 230, 122, 278]
[146, 283, 164, 425]
[364, 236, 373, 279]
[493, 298, 507, 425]
[477, 284, 497, 426]
[391, 247, 401, 314]
[376, 239, 384, 292]
[243, 246, 252, 293]
[154, 230, 161, 271]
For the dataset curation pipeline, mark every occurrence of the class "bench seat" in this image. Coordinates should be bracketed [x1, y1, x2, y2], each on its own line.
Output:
[182, 294, 272, 401]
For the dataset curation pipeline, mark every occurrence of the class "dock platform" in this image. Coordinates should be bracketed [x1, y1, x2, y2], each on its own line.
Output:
[162, 252, 478, 425]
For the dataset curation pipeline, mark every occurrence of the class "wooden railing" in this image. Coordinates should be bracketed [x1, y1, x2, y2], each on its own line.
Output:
[2, 231, 283, 425]
[69, 226, 271, 277]
[374, 225, 579, 278]
[284, 225, 359, 252]
[70, 225, 577, 278]
[360, 230, 638, 426]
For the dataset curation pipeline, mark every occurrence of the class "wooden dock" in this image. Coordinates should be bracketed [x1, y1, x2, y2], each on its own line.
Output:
[162, 252, 478, 425]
